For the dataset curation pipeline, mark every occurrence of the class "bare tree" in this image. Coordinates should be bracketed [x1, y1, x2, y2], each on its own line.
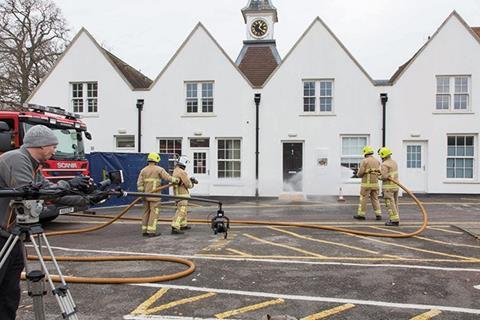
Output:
[0, 0, 69, 109]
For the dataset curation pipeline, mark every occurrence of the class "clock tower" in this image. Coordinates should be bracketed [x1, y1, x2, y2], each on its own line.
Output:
[242, 0, 278, 41]
[236, 0, 281, 87]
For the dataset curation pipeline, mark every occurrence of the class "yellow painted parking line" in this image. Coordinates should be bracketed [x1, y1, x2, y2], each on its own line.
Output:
[410, 309, 442, 319]
[143, 292, 216, 315]
[427, 227, 463, 234]
[370, 226, 480, 249]
[195, 253, 480, 263]
[344, 232, 478, 260]
[300, 303, 355, 319]
[131, 288, 169, 315]
[201, 233, 237, 252]
[244, 233, 327, 258]
[226, 248, 252, 256]
[214, 298, 284, 319]
[270, 226, 380, 255]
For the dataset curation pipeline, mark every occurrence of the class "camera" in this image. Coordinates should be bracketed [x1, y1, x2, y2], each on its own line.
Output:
[97, 170, 124, 190]
[211, 209, 230, 238]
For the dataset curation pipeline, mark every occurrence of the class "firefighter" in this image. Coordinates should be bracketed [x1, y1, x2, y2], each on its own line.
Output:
[378, 147, 400, 226]
[137, 152, 178, 237]
[171, 156, 198, 235]
[354, 146, 382, 220]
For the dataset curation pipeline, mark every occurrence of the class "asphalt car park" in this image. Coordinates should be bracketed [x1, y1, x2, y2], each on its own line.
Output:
[15, 195, 480, 319]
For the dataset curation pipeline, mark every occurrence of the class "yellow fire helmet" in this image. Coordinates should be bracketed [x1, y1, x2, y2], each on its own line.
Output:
[362, 146, 374, 156]
[378, 147, 392, 159]
[147, 152, 160, 163]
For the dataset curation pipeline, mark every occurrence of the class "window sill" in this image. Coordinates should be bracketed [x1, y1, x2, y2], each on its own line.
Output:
[115, 148, 136, 151]
[79, 113, 100, 118]
[299, 112, 336, 117]
[212, 179, 243, 187]
[443, 180, 480, 184]
[342, 179, 361, 184]
[181, 113, 217, 118]
[432, 111, 474, 115]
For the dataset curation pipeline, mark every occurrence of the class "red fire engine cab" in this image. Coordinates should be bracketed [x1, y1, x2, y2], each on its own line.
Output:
[0, 104, 92, 221]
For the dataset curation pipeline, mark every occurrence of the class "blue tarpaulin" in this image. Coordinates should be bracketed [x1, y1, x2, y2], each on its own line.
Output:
[86, 152, 173, 207]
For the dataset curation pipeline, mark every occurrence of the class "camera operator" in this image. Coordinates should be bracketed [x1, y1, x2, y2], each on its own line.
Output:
[170, 156, 198, 235]
[0, 125, 98, 320]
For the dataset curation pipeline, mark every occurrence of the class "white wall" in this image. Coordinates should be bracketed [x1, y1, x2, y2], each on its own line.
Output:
[28, 31, 139, 154]
[28, 14, 480, 197]
[260, 19, 382, 196]
[389, 15, 480, 193]
[146, 25, 256, 196]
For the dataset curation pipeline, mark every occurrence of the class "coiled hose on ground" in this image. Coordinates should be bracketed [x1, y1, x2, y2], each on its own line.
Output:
[27, 178, 427, 284]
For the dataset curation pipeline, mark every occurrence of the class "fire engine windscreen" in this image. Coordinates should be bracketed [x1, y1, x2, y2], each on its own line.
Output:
[24, 123, 85, 160]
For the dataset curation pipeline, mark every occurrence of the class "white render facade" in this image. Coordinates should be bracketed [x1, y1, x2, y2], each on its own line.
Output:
[28, 3, 480, 197]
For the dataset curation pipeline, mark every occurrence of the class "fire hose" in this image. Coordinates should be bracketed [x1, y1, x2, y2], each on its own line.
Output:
[27, 177, 427, 284]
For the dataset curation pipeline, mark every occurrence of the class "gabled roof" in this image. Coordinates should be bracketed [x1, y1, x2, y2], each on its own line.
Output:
[389, 11, 480, 84]
[102, 50, 152, 89]
[472, 27, 480, 38]
[149, 23, 253, 89]
[236, 40, 281, 87]
[27, 28, 152, 102]
[262, 16, 375, 87]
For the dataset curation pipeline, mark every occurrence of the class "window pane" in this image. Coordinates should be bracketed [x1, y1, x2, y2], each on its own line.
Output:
[447, 168, 454, 178]
[455, 76, 468, 93]
[454, 94, 468, 110]
[303, 97, 315, 112]
[116, 135, 135, 148]
[436, 95, 449, 110]
[436, 77, 449, 93]
[319, 97, 332, 112]
[217, 139, 241, 178]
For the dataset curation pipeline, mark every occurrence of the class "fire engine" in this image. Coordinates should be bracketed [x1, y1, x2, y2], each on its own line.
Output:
[0, 104, 92, 221]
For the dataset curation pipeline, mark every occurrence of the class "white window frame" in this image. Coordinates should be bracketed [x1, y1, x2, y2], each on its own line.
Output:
[302, 79, 334, 114]
[435, 75, 470, 112]
[185, 81, 214, 114]
[217, 138, 241, 179]
[114, 135, 135, 150]
[71, 82, 98, 114]
[446, 135, 475, 180]
[340, 135, 369, 180]
[158, 138, 183, 172]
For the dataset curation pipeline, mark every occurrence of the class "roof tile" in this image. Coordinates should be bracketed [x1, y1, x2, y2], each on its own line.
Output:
[238, 46, 279, 87]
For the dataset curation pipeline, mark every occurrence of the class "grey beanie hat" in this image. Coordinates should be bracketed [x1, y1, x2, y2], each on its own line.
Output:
[23, 125, 59, 148]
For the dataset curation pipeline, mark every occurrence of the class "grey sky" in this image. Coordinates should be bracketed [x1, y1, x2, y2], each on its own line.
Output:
[54, 0, 480, 80]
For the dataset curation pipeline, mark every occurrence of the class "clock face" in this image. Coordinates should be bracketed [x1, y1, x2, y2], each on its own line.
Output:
[250, 19, 268, 37]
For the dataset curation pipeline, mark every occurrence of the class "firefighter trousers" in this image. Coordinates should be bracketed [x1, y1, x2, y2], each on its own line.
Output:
[357, 187, 381, 217]
[383, 190, 400, 222]
[0, 237, 24, 320]
[142, 201, 160, 234]
[171, 200, 188, 230]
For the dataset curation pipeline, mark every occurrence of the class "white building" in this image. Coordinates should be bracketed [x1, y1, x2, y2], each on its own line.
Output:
[28, 1, 480, 196]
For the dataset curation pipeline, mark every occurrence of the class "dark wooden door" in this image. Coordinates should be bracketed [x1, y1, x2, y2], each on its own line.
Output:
[283, 142, 303, 191]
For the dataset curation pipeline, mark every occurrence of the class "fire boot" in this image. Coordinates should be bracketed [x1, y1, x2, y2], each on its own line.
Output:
[180, 226, 192, 230]
[385, 220, 399, 226]
[353, 215, 366, 220]
[171, 227, 185, 235]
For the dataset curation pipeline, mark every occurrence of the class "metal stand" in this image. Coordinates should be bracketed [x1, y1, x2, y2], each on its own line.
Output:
[0, 224, 78, 320]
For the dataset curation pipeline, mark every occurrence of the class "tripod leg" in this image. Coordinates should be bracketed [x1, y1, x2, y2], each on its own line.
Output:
[0, 234, 19, 270]
[29, 233, 78, 320]
[21, 238, 47, 320]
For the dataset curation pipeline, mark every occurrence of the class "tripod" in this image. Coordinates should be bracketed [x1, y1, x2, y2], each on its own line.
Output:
[0, 200, 78, 320]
